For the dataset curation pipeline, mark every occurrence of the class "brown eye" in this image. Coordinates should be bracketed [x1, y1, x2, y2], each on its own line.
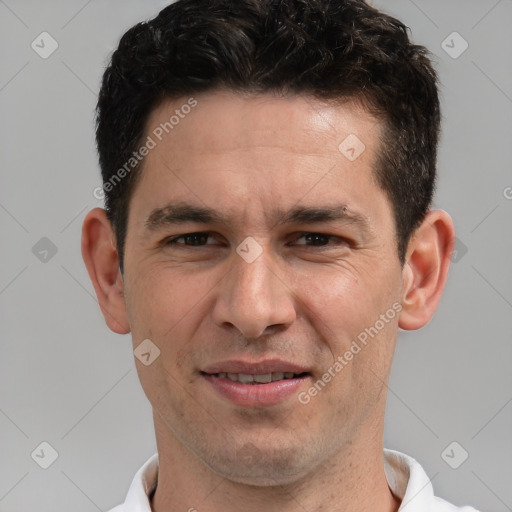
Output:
[295, 233, 336, 246]
[301, 233, 330, 246]
[167, 232, 213, 246]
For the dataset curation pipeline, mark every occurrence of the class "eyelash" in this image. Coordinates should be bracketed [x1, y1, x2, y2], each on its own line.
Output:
[164, 232, 348, 248]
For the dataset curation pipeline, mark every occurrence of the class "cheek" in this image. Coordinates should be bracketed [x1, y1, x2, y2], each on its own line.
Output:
[298, 262, 400, 367]
[126, 264, 226, 371]
[125, 266, 197, 344]
[297, 266, 378, 335]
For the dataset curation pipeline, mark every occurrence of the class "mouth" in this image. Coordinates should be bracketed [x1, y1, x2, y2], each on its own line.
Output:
[200, 360, 312, 407]
[202, 371, 309, 384]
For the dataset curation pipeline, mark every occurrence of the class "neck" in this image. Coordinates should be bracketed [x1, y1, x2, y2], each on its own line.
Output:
[150, 412, 401, 512]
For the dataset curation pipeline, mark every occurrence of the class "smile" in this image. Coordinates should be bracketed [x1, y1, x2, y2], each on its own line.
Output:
[207, 371, 308, 384]
[201, 366, 311, 407]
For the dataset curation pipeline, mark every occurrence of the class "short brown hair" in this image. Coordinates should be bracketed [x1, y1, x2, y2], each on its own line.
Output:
[96, 0, 440, 270]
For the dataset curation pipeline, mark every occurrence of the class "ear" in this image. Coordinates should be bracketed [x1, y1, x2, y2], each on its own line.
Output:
[398, 210, 455, 331]
[81, 208, 130, 334]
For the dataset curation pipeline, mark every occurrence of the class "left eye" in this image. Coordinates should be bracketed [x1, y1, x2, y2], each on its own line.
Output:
[166, 232, 216, 246]
[294, 233, 340, 246]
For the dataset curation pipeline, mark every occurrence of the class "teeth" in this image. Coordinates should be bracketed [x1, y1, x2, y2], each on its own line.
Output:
[254, 373, 272, 383]
[215, 372, 300, 383]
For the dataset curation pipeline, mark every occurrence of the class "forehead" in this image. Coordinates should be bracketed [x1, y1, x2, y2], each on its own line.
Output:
[130, 90, 388, 229]
[144, 90, 380, 158]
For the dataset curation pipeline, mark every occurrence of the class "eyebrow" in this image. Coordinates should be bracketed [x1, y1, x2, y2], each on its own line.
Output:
[278, 205, 368, 229]
[145, 203, 224, 230]
[144, 202, 371, 233]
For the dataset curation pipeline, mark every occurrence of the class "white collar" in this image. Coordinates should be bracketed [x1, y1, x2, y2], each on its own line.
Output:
[110, 449, 478, 512]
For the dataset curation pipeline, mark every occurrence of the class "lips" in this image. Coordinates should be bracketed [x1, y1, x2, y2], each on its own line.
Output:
[201, 359, 310, 376]
[207, 371, 307, 384]
[200, 359, 311, 407]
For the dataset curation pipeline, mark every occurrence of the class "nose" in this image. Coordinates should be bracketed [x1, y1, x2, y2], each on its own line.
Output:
[212, 247, 296, 339]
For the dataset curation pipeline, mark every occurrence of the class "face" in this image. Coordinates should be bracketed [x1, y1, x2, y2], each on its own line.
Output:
[122, 90, 404, 485]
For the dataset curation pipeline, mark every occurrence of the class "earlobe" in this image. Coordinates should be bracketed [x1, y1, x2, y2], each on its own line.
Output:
[81, 208, 131, 334]
[398, 210, 455, 331]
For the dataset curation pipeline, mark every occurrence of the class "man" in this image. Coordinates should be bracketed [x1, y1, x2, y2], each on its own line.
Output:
[81, 0, 479, 510]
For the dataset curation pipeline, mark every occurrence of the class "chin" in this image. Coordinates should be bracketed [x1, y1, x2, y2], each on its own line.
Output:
[202, 443, 312, 487]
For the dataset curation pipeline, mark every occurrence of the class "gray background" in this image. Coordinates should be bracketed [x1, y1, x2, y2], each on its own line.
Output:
[0, 0, 511, 511]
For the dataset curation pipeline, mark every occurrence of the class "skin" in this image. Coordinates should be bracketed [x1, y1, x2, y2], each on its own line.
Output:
[82, 90, 455, 512]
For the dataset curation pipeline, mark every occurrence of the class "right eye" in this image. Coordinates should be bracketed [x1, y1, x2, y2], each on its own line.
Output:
[165, 232, 217, 246]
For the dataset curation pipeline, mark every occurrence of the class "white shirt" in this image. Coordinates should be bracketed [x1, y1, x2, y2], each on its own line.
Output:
[108, 449, 480, 512]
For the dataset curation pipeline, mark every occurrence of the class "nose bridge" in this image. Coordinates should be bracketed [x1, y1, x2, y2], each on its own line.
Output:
[234, 252, 272, 302]
[213, 243, 296, 338]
